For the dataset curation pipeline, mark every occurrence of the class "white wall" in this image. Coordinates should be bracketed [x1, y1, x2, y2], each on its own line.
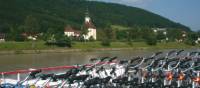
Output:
[64, 32, 75, 37]
[84, 28, 96, 40]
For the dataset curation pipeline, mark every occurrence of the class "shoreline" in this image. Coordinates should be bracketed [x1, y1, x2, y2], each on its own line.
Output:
[0, 48, 149, 55]
[0, 47, 195, 55]
[0, 42, 199, 55]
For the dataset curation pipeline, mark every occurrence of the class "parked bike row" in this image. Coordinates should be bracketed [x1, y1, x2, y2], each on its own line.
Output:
[0, 50, 200, 88]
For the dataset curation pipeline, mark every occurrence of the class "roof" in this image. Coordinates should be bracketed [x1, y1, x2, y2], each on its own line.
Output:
[21, 32, 39, 37]
[74, 31, 81, 35]
[64, 25, 81, 35]
[64, 25, 75, 32]
[0, 33, 5, 39]
[85, 20, 96, 29]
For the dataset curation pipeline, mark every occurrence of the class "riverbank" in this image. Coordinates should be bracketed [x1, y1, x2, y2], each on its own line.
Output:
[0, 41, 199, 54]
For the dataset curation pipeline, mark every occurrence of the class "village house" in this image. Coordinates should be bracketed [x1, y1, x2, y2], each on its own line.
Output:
[64, 25, 80, 37]
[153, 28, 167, 36]
[176, 31, 187, 42]
[0, 33, 5, 42]
[153, 28, 167, 32]
[21, 33, 38, 41]
[64, 13, 97, 40]
[195, 37, 200, 44]
[83, 14, 97, 40]
[153, 28, 168, 41]
[153, 28, 189, 42]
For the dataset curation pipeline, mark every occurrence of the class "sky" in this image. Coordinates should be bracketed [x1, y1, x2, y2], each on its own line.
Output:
[93, 0, 200, 31]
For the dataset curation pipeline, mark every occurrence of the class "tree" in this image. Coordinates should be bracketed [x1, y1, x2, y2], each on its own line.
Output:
[101, 38, 111, 46]
[145, 35, 157, 45]
[156, 31, 166, 42]
[89, 36, 95, 42]
[111, 29, 117, 41]
[81, 24, 88, 37]
[128, 26, 143, 41]
[55, 33, 72, 47]
[167, 29, 183, 41]
[96, 29, 104, 41]
[185, 32, 198, 46]
[45, 32, 72, 47]
[197, 30, 200, 37]
[116, 30, 127, 40]
[6, 26, 26, 41]
[126, 30, 132, 46]
[101, 24, 113, 46]
[23, 15, 40, 33]
[0, 23, 10, 33]
[142, 27, 157, 45]
[43, 27, 56, 41]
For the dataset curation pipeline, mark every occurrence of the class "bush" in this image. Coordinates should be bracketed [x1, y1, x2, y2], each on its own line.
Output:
[127, 41, 133, 46]
[15, 34, 26, 42]
[145, 36, 157, 45]
[101, 39, 111, 46]
[56, 36, 72, 47]
[89, 36, 95, 42]
[45, 35, 72, 47]
[184, 32, 198, 46]
[185, 39, 196, 46]
[79, 36, 85, 42]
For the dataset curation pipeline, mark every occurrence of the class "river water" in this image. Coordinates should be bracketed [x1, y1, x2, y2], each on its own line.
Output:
[0, 50, 156, 72]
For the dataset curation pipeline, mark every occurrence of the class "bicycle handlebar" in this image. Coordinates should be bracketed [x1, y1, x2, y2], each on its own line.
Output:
[108, 56, 117, 62]
[30, 69, 42, 77]
[168, 50, 176, 56]
[189, 52, 198, 56]
[40, 74, 54, 80]
[155, 52, 163, 56]
[129, 57, 142, 64]
[176, 50, 184, 55]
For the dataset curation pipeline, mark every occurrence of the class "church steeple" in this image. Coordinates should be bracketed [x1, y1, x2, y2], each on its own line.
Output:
[85, 8, 91, 23]
[83, 8, 97, 40]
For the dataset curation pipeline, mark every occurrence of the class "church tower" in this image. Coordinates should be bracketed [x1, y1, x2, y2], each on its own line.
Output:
[85, 9, 91, 23]
[83, 9, 97, 40]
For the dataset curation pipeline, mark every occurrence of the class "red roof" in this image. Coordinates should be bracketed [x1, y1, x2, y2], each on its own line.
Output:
[0, 33, 5, 39]
[74, 31, 81, 35]
[21, 32, 39, 37]
[64, 26, 75, 32]
[64, 26, 81, 35]
[85, 20, 96, 29]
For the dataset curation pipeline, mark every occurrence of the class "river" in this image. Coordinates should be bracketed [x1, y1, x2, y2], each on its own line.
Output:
[0, 50, 156, 72]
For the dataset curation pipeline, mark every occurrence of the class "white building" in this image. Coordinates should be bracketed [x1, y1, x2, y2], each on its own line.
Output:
[64, 14, 97, 40]
[195, 37, 200, 44]
[153, 28, 168, 41]
[27, 36, 37, 41]
[83, 15, 97, 40]
[21, 33, 38, 41]
[64, 26, 80, 37]
[153, 28, 167, 33]
[0, 33, 5, 42]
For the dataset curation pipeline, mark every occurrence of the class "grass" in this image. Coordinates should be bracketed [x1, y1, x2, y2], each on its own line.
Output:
[72, 41, 198, 50]
[154, 42, 195, 49]
[0, 41, 54, 50]
[111, 25, 130, 30]
[0, 41, 199, 51]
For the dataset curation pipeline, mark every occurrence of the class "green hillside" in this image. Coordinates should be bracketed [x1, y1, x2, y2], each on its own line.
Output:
[0, 0, 190, 33]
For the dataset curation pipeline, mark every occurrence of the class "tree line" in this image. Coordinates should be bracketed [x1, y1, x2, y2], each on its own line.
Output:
[0, 15, 199, 47]
[0, 0, 190, 34]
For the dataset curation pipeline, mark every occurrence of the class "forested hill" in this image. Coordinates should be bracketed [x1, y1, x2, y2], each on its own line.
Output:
[0, 0, 190, 33]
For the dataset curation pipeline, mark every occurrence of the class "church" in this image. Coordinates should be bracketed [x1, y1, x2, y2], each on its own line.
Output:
[64, 13, 97, 40]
